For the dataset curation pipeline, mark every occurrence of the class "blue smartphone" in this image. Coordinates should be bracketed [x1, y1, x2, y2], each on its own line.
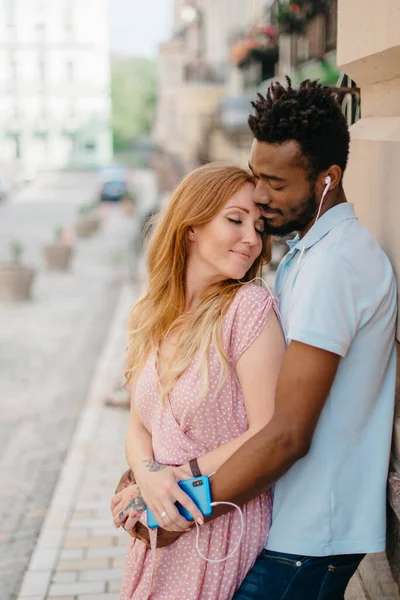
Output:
[146, 475, 212, 529]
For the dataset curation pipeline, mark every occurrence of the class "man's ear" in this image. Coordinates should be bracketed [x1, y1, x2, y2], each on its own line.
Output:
[321, 165, 342, 190]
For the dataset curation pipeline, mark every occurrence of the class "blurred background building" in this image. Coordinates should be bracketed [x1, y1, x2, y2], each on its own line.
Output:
[0, 1, 399, 598]
[0, 0, 112, 179]
[152, 2, 399, 598]
[154, 0, 353, 178]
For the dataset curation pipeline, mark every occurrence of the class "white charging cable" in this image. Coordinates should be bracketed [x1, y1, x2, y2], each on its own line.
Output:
[194, 501, 244, 563]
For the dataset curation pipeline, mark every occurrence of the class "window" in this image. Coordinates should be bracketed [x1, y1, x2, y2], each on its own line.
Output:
[35, 0, 45, 31]
[84, 141, 97, 153]
[15, 134, 21, 160]
[5, 0, 15, 28]
[64, 0, 73, 30]
[296, 35, 309, 64]
[66, 60, 74, 82]
[9, 50, 18, 84]
[38, 55, 46, 87]
[325, 0, 338, 52]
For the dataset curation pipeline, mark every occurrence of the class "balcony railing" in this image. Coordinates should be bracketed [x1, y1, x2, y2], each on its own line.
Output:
[334, 73, 361, 127]
[183, 62, 227, 84]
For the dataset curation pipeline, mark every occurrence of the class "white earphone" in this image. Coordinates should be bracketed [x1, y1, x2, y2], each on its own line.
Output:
[297, 174, 332, 264]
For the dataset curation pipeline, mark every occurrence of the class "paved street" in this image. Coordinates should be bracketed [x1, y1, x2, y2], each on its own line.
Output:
[16, 284, 134, 600]
[0, 169, 156, 600]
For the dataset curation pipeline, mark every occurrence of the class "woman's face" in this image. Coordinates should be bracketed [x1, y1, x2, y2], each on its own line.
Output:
[188, 182, 264, 282]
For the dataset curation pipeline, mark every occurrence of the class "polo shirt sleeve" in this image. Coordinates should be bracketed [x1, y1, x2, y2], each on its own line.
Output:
[286, 253, 359, 357]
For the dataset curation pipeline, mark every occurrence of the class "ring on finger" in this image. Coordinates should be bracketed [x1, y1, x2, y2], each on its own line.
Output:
[160, 510, 167, 519]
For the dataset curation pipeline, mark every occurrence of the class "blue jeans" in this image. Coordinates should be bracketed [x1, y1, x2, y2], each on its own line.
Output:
[233, 550, 365, 600]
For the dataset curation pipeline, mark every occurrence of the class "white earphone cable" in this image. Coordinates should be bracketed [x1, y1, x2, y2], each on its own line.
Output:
[194, 501, 244, 563]
[297, 176, 331, 264]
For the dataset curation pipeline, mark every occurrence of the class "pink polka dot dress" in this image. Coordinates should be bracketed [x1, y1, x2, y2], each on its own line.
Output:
[120, 285, 275, 600]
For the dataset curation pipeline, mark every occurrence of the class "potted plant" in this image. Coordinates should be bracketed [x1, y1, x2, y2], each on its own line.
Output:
[43, 227, 73, 271]
[278, 2, 306, 34]
[75, 202, 102, 238]
[0, 240, 36, 301]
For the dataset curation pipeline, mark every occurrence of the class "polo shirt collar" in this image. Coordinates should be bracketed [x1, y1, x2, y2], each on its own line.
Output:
[287, 203, 357, 253]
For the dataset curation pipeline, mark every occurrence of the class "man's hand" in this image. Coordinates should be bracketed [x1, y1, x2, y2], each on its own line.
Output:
[114, 469, 185, 547]
[115, 469, 135, 495]
[128, 521, 185, 548]
[111, 483, 146, 531]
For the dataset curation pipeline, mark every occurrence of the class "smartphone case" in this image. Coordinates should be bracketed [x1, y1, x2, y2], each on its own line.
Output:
[146, 475, 212, 529]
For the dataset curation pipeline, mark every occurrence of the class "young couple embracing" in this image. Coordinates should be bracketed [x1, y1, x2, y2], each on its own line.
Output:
[110, 78, 397, 600]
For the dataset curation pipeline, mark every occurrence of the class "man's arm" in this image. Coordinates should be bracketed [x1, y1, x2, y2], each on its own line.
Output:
[210, 340, 340, 507]
[119, 340, 339, 545]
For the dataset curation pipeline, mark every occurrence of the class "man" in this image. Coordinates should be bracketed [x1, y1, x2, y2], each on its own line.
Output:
[116, 79, 397, 599]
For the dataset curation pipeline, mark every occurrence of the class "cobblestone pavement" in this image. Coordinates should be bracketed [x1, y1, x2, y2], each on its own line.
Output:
[0, 170, 155, 600]
[16, 284, 134, 600]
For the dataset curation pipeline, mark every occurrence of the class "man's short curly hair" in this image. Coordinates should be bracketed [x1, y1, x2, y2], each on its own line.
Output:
[249, 78, 350, 180]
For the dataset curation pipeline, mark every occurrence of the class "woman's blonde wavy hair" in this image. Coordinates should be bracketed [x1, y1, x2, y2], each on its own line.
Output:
[126, 163, 271, 401]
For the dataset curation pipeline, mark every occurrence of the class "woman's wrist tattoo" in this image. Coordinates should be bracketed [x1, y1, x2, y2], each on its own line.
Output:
[142, 459, 166, 473]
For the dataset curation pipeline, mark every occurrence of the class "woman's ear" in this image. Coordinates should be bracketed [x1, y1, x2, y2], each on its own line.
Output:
[187, 226, 195, 242]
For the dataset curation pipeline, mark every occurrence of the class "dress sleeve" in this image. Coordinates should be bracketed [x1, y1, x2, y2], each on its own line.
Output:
[229, 285, 276, 365]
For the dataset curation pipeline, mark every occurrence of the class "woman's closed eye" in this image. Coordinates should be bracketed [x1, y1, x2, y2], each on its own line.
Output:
[227, 217, 242, 225]
[227, 217, 264, 235]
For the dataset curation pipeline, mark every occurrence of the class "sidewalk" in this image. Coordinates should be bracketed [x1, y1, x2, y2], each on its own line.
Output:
[16, 283, 135, 600]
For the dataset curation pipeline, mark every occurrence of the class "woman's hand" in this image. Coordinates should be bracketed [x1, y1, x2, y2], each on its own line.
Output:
[171, 463, 192, 481]
[135, 459, 204, 532]
[111, 483, 146, 533]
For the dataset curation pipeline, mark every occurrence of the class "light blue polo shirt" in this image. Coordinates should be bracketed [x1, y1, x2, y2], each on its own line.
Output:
[267, 202, 397, 556]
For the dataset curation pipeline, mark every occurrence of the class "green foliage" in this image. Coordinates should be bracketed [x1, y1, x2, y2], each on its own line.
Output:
[78, 200, 99, 216]
[111, 56, 157, 152]
[124, 191, 136, 204]
[54, 227, 63, 242]
[78, 204, 91, 216]
[10, 240, 23, 264]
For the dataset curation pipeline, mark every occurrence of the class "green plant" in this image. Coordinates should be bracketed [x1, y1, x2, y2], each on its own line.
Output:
[278, 2, 306, 33]
[54, 227, 63, 242]
[111, 57, 157, 151]
[10, 240, 23, 264]
[124, 191, 136, 204]
[78, 204, 91, 216]
[277, 0, 329, 34]
[89, 199, 100, 211]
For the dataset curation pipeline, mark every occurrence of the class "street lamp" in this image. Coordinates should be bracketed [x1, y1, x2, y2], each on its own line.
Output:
[179, 4, 205, 59]
[180, 5, 198, 24]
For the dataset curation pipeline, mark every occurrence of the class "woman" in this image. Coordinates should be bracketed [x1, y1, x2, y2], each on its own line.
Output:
[111, 163, 286, 599]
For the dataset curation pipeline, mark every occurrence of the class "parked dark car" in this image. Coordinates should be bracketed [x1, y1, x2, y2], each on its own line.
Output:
[99, 165, 128, 202]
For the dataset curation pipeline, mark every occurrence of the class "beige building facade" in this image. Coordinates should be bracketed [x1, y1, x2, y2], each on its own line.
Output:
[154, 0, 271, 173]
[338, 1, 400, 597]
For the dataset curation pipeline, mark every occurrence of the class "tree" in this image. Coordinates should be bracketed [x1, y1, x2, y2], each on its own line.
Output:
[111, 56, 157, 151]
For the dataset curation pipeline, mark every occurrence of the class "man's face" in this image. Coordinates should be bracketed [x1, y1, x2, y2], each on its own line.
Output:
[249, 139, 318, 236]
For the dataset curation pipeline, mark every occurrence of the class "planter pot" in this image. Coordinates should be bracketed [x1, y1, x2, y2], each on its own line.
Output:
[0, 264, 36, 301]
[43, 244, 73, 270]
[75, 215, 101, 238]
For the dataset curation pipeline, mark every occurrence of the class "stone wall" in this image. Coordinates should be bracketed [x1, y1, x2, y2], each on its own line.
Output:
[338, 1, 400, 596]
